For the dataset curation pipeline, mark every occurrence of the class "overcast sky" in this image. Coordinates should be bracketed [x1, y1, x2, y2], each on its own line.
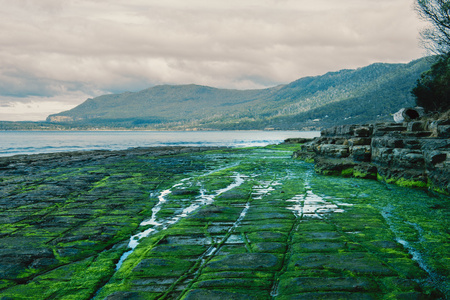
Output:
[0, 0, 428, 121]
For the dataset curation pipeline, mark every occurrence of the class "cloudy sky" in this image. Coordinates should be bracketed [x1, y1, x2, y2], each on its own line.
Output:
[0, 0, 428, 121]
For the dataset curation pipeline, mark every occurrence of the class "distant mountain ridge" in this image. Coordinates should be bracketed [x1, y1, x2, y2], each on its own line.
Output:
[47, 56, 436, 130]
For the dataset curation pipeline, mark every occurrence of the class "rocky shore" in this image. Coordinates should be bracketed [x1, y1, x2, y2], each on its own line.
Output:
[294, 120, 450, 194]
[0, 145, 448, 299]
[0, 147, 223, 294]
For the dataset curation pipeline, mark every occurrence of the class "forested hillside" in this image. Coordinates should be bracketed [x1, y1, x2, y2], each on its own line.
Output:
[46, 57, 435, 130]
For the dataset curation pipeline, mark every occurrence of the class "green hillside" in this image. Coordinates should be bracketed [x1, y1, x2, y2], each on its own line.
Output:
[47, 56, 435, 130]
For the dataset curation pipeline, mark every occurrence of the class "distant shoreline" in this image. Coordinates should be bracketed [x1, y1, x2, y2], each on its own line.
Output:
[0, 120, 322, 132]
[0, 129, 309, 132]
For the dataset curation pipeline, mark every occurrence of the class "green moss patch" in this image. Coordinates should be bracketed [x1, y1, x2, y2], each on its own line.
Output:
[277, 277, 379, 295]
[132, 257, 195, 278]
[251, 242, 287, 253]
[275, 292, 376, 300]
[182, 289, 269, 300]
[288, 253, 396, 276]
[204, 253, 282, 272]
[146, 245, 209, 258]
[246, 231, 288, 243]
[192, 277, 271, 289]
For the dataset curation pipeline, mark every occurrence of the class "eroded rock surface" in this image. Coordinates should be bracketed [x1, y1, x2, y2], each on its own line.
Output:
[294, 121, 450, 193]
[0, 146, 448, 299]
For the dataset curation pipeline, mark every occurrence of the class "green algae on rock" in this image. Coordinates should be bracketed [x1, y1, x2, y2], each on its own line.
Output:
[0, 145, 448, 299]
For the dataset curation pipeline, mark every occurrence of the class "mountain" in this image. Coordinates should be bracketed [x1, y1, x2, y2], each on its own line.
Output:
[47, 56, 436, 130]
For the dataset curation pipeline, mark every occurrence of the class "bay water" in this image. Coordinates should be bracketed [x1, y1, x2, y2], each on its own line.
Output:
[0, 130, 319, 157]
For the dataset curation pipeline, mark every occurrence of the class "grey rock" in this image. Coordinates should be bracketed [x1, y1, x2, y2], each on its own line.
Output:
[407, 121, 426, 132]
[294, 121, 449, 194]
[425, 151, 447, 165]
[354, 126, 373, 137]
[350, 146, 371, 162]
[437, 125, 450, 138]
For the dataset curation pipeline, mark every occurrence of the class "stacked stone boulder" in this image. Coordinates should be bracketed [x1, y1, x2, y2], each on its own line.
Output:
[294, 120, 450, 194]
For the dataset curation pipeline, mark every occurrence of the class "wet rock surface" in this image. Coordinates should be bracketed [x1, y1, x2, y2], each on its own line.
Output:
[294, 121, 450, 194]
[0, 145, 448, 299]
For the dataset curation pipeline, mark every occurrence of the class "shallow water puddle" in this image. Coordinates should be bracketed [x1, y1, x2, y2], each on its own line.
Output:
[252, 180, 278, 199]
[115, 188, 172, 269]
[115, 172, 244, 270]
[140, 177, 191, 228]
[287, 181, 350, 219]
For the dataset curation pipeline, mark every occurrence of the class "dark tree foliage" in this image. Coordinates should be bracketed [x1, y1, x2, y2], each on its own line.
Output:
[413, 0, 450, 112]
[412, 54, 450, 112]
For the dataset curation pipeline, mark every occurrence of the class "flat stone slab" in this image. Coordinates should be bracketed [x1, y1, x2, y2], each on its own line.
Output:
[293, 231, 344, 241]
[289, 253, 396, 276]
[132, 258, 194, 277]
[205, 253, 282, 272]
[147, 245, 208, 257]
[275, 292, 377, 300]
[247, 231, 288, 242]
[193, 278, 271, 289]
[183, 289, 266, 300]
[252, 242, 287, 253]
[292, 242, 347, 252]
[159, 235, 213, 245]
[277, 277, 378, 295]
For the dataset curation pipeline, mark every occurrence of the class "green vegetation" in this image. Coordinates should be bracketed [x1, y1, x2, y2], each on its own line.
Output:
[412, 54, 450, 112]
[0, 145, 449, 299]
[377, 173, 429, 189]
[33, 57, 434, 131]
[412, 0, 450, 113]
[0, 121, 74, 131]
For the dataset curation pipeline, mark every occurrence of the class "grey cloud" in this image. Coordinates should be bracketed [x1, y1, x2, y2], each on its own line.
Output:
[0, 0, 425, 106]
[0, 102, 14, 107]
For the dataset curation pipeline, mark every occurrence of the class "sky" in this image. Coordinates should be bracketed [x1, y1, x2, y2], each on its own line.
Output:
[0, 0, 429, 121]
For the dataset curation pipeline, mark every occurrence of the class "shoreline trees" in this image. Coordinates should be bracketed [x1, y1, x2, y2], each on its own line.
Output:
[413, 0, 450, 112]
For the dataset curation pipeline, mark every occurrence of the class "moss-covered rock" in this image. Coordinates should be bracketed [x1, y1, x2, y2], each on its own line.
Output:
[0, 146, 447, 299]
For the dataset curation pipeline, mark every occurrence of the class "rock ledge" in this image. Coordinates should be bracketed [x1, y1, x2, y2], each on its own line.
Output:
[294, 120, 450, 194]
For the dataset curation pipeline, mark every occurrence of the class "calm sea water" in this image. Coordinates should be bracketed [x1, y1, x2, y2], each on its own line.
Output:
[0, 130, 320, 157]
